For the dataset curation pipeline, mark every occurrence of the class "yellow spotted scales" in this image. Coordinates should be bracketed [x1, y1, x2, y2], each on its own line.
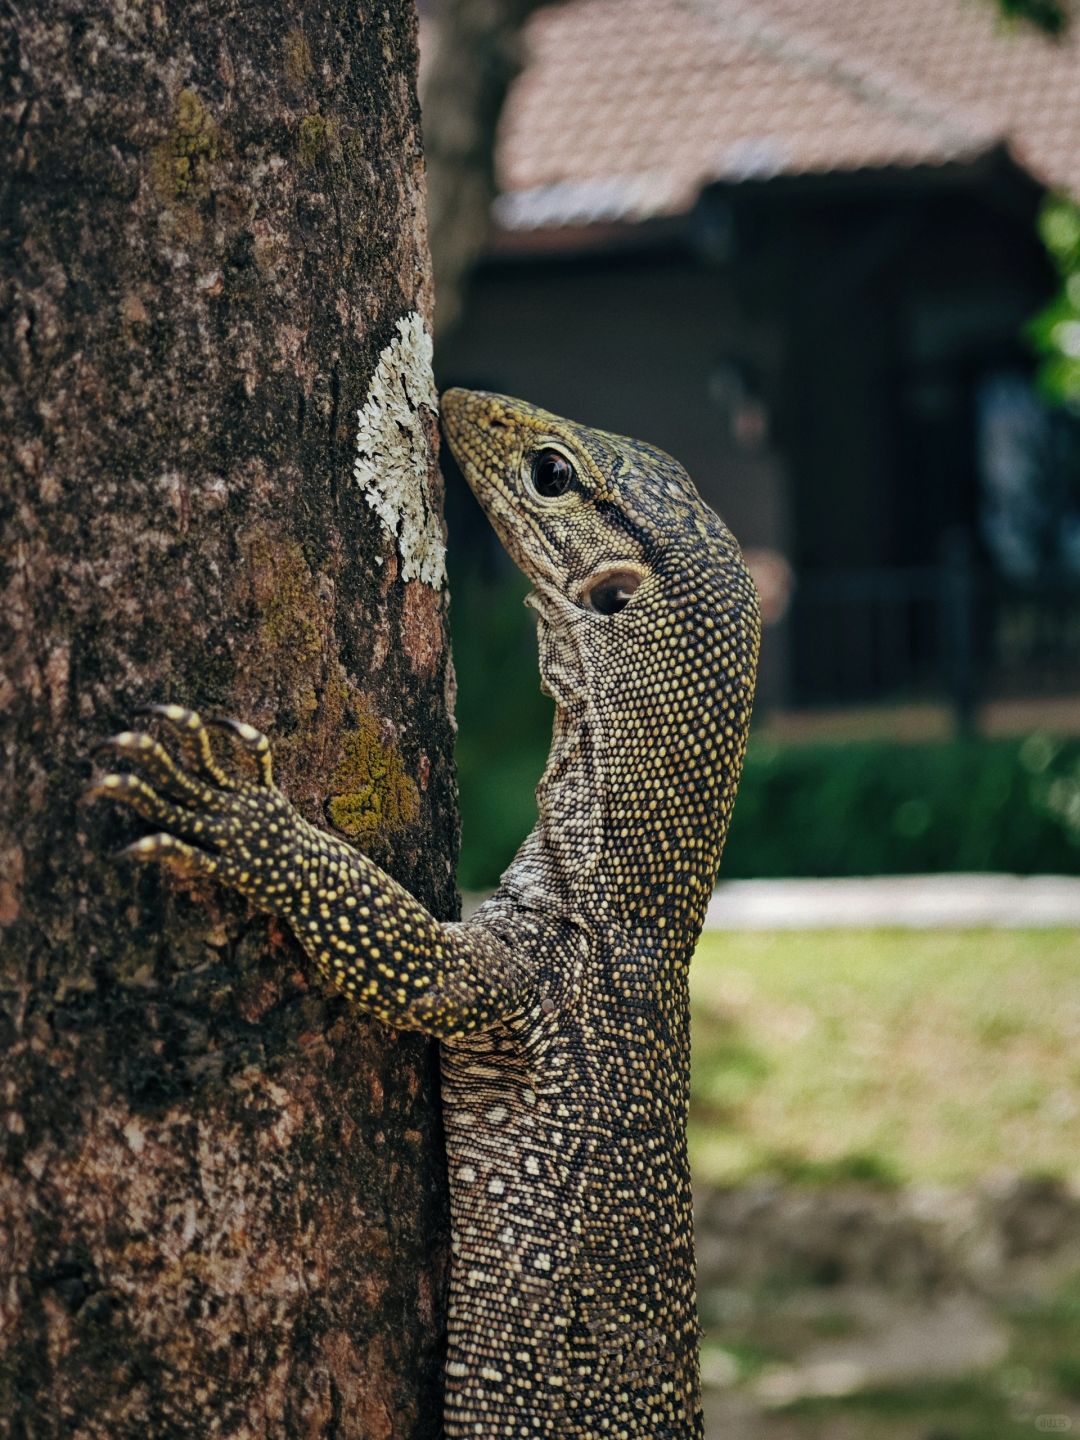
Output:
[89, 389, 760, 1438]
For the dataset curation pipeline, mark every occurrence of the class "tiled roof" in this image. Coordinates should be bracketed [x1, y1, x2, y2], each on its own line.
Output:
[495, 0, 1080, 231]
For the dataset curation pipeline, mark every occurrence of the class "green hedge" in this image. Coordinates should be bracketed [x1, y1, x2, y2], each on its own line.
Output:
[721, 734, 1080, 879]
[456, 730, 1080, 889]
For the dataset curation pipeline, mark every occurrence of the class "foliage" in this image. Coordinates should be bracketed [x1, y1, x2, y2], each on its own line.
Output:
[1003, 0, 1080, 406]
[722, 733, 1080, 880]
[993, 0, 1072, 34]
[1029, 195, 1080, 404]
[451, 570, 553, 889]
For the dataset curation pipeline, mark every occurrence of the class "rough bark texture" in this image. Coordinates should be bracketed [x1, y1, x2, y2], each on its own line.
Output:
[0, 3, 454, 1435]
[420, 0, 546, 336]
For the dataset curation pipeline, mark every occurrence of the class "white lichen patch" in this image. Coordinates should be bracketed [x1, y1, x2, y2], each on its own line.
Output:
[353, 312, 446, 588]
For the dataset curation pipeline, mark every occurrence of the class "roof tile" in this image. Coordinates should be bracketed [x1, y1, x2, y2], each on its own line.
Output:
[496, 0, 1080, 229]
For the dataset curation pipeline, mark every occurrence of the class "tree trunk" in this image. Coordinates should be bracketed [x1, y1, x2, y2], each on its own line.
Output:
[420, 0, 545, 335]
[0, 4, 454, 1435]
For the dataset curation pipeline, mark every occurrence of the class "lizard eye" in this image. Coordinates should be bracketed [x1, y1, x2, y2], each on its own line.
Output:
[530, 449, 574, 499]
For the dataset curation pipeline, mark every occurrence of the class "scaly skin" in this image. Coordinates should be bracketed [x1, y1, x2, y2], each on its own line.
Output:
[89, 389, 760, 1438]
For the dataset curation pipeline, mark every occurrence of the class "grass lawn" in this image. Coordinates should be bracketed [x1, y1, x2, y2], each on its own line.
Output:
[689, 928, 1080, 1187]
[689, 927, 1080, 1437]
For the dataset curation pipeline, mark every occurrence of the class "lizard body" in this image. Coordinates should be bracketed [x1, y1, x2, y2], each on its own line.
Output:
[90, 389, 760, 1437]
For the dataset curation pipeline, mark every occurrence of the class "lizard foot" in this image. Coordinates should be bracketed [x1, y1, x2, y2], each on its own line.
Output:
[86, 706, 295, 896]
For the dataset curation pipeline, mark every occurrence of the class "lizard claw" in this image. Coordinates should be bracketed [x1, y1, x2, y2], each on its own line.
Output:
[114, 832, 221, 879]
[204, 716, 274, 787]
[134, 704, 235, 789]
[89, 704, 290, 905]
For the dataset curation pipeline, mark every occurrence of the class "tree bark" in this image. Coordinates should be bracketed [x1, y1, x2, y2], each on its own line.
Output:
[0, 3, 454, 1435]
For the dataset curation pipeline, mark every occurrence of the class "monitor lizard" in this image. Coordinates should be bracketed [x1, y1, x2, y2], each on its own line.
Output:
[88, 388, 761, 1437]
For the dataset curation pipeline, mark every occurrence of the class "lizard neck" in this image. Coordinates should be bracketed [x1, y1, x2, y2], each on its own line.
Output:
[505, 594, 754, 941]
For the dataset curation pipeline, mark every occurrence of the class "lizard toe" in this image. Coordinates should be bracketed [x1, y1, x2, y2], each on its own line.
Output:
[86, 772, 231, 849]
[93, 730, 217, 806]
[135, 703, 236, 789]
[205, 715, 274, 786]
[114, 832, 222, 880]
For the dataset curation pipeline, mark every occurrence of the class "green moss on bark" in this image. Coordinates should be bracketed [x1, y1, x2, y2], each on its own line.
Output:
[328, 703, 420, 841]
[151, 88, 220, 201]
[298, 113, 342, 169]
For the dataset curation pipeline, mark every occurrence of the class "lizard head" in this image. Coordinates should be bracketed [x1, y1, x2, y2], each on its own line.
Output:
[441, 386, 757, 635]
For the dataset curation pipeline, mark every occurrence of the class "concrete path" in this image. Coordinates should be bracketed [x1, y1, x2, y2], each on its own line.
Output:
[465, 874, 1080, 927]
[704, 873, 1080, 929]
[751, 1293, 1008, 1407]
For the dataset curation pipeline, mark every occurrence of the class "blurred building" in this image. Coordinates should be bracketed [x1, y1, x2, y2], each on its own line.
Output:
[436, 0, 1080, 721]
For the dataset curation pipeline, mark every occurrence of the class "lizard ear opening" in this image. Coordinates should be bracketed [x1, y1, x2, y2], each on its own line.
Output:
[581, 566, 643, 616]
